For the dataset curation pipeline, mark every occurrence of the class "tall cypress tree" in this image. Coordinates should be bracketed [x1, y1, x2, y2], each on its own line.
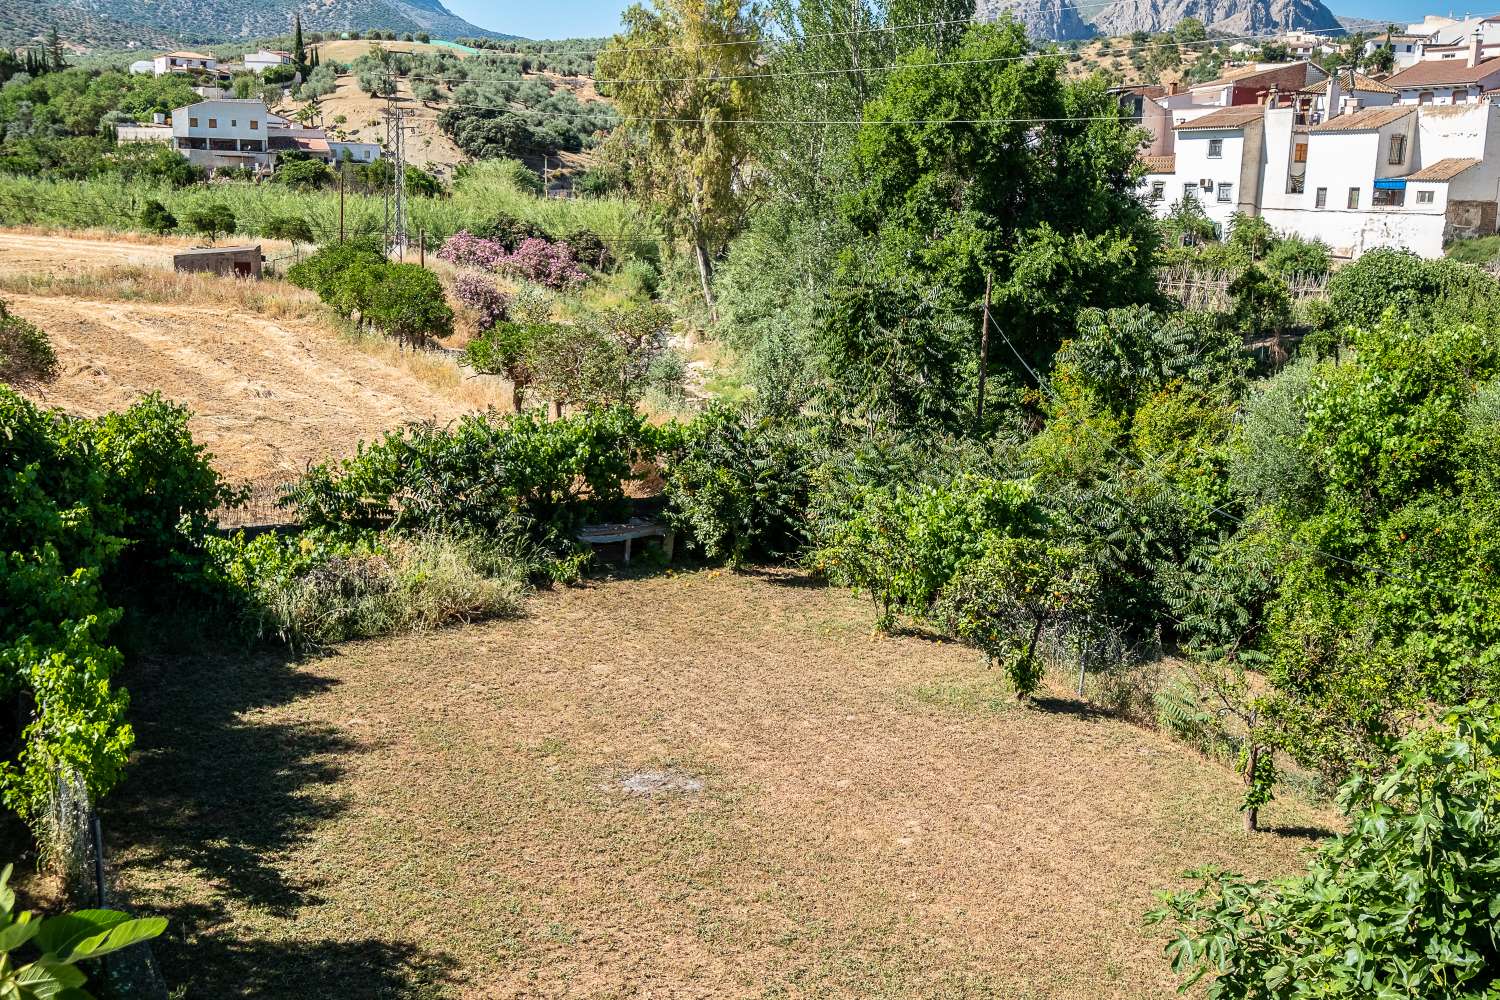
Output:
[47, 27, 63, 72]
[293, 13, 307, 73]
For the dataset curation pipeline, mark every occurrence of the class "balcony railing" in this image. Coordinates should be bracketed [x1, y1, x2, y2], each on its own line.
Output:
[1287, 174, 1306, 194]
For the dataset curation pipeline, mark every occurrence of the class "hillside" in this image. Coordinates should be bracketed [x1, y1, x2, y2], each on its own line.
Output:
[0, 0, 517, 48]
[981, 0, 1343, 41]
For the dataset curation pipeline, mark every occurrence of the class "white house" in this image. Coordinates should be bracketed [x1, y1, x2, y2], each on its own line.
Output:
[137, 98, 383, 174]
[171, 98, 278, 171]
[1383, 45, 1500, 105]
[153, 51, 218, 76]
[128, 60, 154, 75]
[1141, 99, 1500, 258]
[243, 50, 294, 73]
[1297, 70, 1398, 123]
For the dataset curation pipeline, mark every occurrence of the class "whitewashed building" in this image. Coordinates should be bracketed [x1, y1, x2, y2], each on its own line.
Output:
[1383, 39, 1500, 104]
[152, 51, 218, 76]
[1141, 98, 1500, 258]
[126, 98, 382, 174]
[243, 50, 294, 73]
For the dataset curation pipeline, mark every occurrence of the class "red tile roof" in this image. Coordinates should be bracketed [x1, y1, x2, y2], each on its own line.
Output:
[1175, 106, 1266, 130]
[1384, 56, 1500, 88]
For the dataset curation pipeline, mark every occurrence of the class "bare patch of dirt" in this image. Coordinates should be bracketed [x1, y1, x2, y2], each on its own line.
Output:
[108, 569, 1335, 999]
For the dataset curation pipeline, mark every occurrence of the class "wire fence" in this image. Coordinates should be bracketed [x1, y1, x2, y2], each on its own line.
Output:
[1157, 267, 1330, 311]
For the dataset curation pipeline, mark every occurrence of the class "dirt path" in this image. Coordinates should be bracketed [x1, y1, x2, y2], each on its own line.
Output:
[109, 570, 1333, 999]
[0, 231, 183, 272]
[8, 291, 491, 487]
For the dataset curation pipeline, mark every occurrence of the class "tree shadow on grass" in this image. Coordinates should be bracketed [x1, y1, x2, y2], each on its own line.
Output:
[1029, 695, 1116, 722]
[1265, 823, 1337, 842]
[105, 645, 361, 917]
[148, 898, 458, 999]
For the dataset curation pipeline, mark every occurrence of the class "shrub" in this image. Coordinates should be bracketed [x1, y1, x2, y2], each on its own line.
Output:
[273, 157, 334, 191]
[663, 406, 817, 566]
[139, 198, 177, 235]
[1262, 235, 1330, 280]
[183, 203, 236, 244]
[0, 299, 57, 387]
[0, 864, 166, 995]
[262, 215, 314, 244]
[285, 407, 656, 550]
[812, 473, 1042, 630]
[436, 231, 585, 289]
[362, 263, 453, 346]
[209, 528, 530, 650]
[1325, 248, 1500, 330]
[452, 270, 510, 331]
[1149, 702, 1500, 999]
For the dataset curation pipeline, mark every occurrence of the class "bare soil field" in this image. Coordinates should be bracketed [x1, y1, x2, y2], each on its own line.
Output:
[107, 569, 1334, 1000]
[298, 75, 468, 177]
[1, 231, 506, 489]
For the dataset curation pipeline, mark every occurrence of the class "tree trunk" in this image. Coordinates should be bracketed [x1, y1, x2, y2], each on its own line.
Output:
[1243, 741, 1261, 832]
[693, 233, 717, 323]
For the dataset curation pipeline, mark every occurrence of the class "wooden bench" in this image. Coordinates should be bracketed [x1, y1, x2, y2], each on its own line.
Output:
[577, 518, 675, 565]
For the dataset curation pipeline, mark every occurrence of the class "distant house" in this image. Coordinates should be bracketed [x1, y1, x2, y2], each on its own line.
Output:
[1383, 43, 1500, 104]
[174, 245, 264, 279]
[1184, 61, 1329, 109]
[244, 50, 294, 73]
[153, 51, 218, 76]
[128, 59, 154, 75]
[129, 98, 383, 175]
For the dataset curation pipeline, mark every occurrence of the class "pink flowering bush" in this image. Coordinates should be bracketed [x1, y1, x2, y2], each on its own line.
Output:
[437, 231, 586, 290]
[452, 271, 510, 330]
[506, 238, 586, 289]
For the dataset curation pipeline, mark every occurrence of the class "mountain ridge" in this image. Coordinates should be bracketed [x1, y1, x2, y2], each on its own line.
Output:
[1, 0, 516, 48]
[980, 0, 1344, 42]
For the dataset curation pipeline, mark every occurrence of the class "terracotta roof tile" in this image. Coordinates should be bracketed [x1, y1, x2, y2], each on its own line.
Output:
[1307, 105, 1414, 132]
[1140, 154, 1176, 173]
[1384, 55, 1500, 87]
[1298, 72, 1397, 95]
[1192, 61, 1317, 90]
[1406, 156, 1481, 181]
[1175, 105, 1266, 130]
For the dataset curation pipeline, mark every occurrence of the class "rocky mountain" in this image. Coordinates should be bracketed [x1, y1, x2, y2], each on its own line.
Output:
[1087, 0, 1342, 38]
[1, 0, 516, 48]
[978, 0, 1096, 42]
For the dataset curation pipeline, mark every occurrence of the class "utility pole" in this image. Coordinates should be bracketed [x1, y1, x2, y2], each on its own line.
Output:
[418, 227, 425, 268]
[975, 273, 992, 431]
[337, 171, 346, 244]
[382, 97, 413, 260]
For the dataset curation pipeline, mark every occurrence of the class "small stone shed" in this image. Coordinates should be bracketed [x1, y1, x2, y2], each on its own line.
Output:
[173, 244, 264, 279]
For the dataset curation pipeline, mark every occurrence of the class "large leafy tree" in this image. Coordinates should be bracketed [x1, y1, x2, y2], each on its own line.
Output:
[597, 0, 766, 318]
[819, 19, 1159, 431]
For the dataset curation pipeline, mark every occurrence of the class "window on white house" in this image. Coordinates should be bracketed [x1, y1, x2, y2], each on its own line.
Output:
[1417, 189, 1435, 204]
[250, 120, 259, 129]
[1348, 187, 1361, 209]
[1373, 187, 1405, 206]
[1315, 187, 1328, 208]
[189, 117, 199, 128]
[1183, 182, 1196, 199]
[1151, 181, 1165, 201]
[1388, 135, 1406, 164]
[1208, 138, 1224, 158]
[1217, 182, 1232, 202]
[207, 118, 217, 128]
[1294, 143, 1308, 163]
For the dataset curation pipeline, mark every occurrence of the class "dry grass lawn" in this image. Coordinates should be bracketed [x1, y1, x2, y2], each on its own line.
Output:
[0, 230, 509, 490]
[107, 569, 1333, 999]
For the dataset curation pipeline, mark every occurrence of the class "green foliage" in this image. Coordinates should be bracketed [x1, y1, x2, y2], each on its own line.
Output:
[938, 536, 1097, 697]
[261, 215, 314, 244]
[813, 473, 1042, 630]
[1262, 235, 1331, 280]
[285, 407, 655, 553]
[0, 389, 234, 830]
[0, 863, 166, 1000]
[662, 406, 816, 566]
[1325, 248, 1500, 331]
[1149, 703, 1500, 998]
[1251, 320, 1500, 781]
[287, 242, 452, 345]
[0, 299, 57, 388]
[138, 198, 176, 235]
[1446, 234, 1500, 266]
[183, 203, 236, 244]
[840, 20, 1159, 374]
[207, 528, 531, 651]
[1227, 264, 1292, 340]
[273, 156, 334, 191]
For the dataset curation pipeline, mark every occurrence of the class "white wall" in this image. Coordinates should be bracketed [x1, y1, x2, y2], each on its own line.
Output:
[1262, 204, 1448, 256]
[1174, 127, 1255, 231]
[172, 100, 271, 141]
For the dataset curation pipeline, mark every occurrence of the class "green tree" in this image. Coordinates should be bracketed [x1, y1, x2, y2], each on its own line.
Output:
[138, 198, 176, 235]
[1227, 264, 1292, 340]
[261, 215, 314, 244]
[183, 204, 236, 244]
[293, 12, 308, 74]
[364, 263, 454, 347]
[596, 0, 767, 318]
[833, 19, 1159, 410]
[1150, 703, 1500, 999]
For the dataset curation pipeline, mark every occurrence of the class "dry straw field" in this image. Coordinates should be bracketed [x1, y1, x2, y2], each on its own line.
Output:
[109, 569, 1334, 1000]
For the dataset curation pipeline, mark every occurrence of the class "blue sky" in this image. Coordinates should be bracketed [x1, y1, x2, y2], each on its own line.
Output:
[444, 0, 1486, 40]
[444, 0, 631, 40]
